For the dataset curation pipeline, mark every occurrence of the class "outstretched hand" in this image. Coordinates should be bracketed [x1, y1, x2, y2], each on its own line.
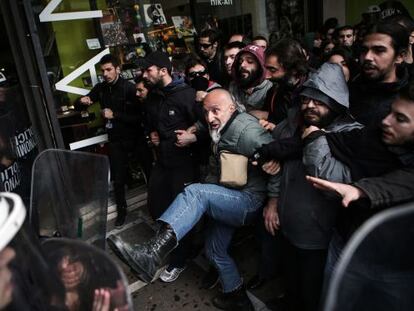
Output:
[306, 176, 366, 208]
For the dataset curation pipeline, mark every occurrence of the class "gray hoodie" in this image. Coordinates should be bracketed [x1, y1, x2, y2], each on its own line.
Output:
[274, 62, 362, 249]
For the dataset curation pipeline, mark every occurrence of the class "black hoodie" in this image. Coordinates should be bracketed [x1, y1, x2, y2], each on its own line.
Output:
[145, 76, 197, 168]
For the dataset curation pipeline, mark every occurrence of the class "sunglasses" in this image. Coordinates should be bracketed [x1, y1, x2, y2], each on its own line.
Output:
[199, 43, 213, 49]
[188, 70, 207, 79]
[301, 96, 324, 106]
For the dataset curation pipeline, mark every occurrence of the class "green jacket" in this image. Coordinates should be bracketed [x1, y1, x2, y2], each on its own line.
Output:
[206, 112, 279, 199]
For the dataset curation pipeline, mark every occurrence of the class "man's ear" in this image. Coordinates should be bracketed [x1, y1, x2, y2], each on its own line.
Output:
[395, 49, 407, 64]
[160, 67, 168, 76]
[213, 41, 218, 49]
[116, 66, 121, 74]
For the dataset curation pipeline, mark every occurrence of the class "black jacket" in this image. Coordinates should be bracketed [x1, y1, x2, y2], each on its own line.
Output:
[349, 66, 409, 128]
[204, 51, 228, 87]
[322, 127, 414, 239]
[82, 77, 140, 142]
[264, 75, 307, 125]
[146, 77, 197, 168]
[354, 167, 414, 209]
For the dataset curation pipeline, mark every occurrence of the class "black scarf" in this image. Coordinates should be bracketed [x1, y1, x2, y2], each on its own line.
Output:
[323, 128, 414, 180]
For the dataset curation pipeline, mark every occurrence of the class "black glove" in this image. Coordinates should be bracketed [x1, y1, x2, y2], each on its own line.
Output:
[251, 144, 271, 167]
[251, 134, 303, 166]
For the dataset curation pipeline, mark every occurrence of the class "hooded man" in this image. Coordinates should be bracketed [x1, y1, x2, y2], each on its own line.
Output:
[256, 63, 362, 311]
[302, 78, 414, 281]
[229, 45, 273, 115]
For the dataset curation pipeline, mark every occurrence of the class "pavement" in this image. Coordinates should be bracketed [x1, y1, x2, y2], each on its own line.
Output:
[105, 185, 284, 311]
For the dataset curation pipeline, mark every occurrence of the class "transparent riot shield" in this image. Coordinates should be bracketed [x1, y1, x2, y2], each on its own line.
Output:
[42, 238, 133, 311]
[30, 149, 110, 249]
[1, 192, 133, 311]
[1, 192, 67, 311]
[323, 203, 414, 311]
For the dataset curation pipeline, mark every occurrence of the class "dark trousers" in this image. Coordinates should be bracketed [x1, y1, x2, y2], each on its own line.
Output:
[147, 161, 198, 268]
[280, 234, 327, 311]
[109, 138, 154, 209]
[256, 221, 283, 280]
[108, 140, 136, 210]
[135, 138, 153, 182]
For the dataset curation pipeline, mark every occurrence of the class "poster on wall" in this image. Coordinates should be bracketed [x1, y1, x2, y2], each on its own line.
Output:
[100, 9, 129, 47]
[118, 6, 145, 45]
[147, 26, 189, 54]
[266, 0, 304, 44]
[133, 33, 146, 44]
[143, 4, 167, 27]
[171, 16, 197, 37]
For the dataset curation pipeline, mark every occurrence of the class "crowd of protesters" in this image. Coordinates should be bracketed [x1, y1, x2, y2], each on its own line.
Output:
[99, 4, 414, 311]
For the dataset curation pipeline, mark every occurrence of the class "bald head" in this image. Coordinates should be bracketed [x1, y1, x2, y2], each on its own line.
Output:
[203, 89, 237, 132]
[204, 89, 235, 106]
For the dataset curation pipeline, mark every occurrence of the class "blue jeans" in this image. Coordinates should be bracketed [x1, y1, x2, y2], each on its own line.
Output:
[159, 183, 264, 292]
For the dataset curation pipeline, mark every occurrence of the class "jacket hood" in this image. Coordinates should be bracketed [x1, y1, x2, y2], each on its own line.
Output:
[162, 74, 190, 94]
[232, 44, 267, 87]
[301, 62, 349, 110]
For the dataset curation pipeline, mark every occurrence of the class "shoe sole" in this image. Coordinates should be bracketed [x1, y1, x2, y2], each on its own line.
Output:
[107, 235, 154, 283]
[159, 267, 187, 283]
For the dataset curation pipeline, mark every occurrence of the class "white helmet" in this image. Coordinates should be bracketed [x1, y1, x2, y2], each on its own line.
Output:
[0, 192, 26, 252]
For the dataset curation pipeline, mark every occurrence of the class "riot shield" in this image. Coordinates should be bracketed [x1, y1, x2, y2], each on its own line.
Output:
[30, 149, 110, 249]
[1, 192, 133, 311]
[1, 192, 67, 311]
[323, 203, 414, 311]
[42, 238, 133, 311]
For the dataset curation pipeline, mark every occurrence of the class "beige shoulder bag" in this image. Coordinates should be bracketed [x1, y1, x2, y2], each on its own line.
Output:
[219, 150, 248, 188]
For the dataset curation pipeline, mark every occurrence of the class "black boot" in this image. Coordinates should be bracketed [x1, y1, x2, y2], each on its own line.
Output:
[115, 206, 127, 227]
[107, 225, 177, 283]
[212, 285, 254, 311]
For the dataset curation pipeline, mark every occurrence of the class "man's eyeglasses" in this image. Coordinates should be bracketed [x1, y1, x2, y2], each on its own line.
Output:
[188, 70, 208, 79]
[199, 43, 213, 49]
[301, 96, 324, 106]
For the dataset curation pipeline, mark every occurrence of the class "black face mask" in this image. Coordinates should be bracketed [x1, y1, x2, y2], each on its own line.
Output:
[190, 76, 209, 91]
[269, 75, 296, 89]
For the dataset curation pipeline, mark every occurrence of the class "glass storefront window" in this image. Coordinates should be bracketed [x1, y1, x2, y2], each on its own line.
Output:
[20, 0, 313, 150]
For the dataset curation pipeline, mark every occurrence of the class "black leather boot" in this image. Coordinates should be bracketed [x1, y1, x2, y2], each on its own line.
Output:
[115, 206, 127, 227]
[107, 225, 177, 283]
[212, 285, 254, 311]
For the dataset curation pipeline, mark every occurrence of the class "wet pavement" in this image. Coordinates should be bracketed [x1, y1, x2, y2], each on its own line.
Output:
[106, 185, 284, 310]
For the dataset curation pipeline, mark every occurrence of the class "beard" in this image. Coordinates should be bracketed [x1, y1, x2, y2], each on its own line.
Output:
[238, 68, 261, 88]
[361, 61, 387, 82]
[144, 76, 163, 89]
[303, 108, 338, 128]
[269, 75, 297, 89]
[209, 123, 225, 144]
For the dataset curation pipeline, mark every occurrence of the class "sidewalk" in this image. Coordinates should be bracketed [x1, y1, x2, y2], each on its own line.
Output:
[106, 186, 284, 310]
